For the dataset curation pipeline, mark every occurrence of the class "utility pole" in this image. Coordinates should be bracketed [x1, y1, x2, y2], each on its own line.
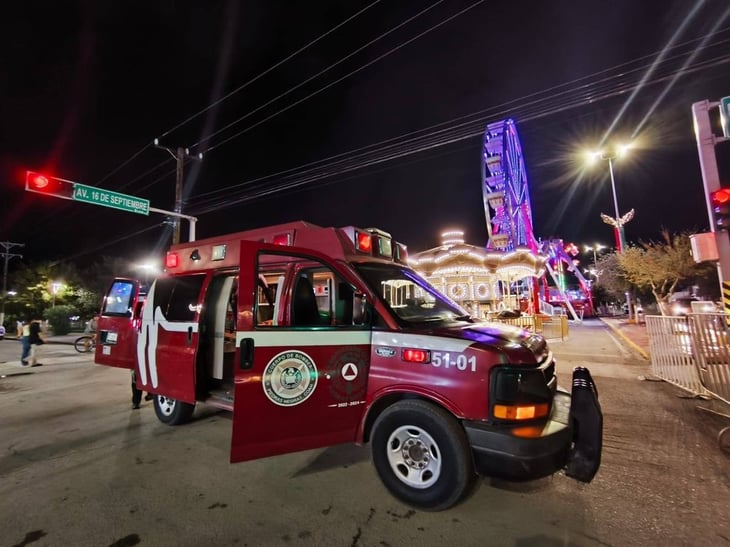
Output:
[0, 241, 24, 325]
[154, 139, 203, 245]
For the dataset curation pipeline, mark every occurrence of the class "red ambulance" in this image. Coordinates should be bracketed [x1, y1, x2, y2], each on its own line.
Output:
[95, 221, 602, 511]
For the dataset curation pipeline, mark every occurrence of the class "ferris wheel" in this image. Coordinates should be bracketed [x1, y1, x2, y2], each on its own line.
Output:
[481, 118, 538, 253]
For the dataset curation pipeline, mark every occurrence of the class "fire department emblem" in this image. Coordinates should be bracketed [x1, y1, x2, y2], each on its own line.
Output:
[262, 350, 318, 406]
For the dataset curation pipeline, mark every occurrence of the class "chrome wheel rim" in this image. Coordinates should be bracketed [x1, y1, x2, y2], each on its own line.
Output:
[385, 425, 441, 489]
[157, 396, 176, 417]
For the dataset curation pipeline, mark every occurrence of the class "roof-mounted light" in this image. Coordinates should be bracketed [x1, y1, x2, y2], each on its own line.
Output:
[272, 233, 291, 246]
[356, 231, 372, 253]
[394, 243, 408, 263]
[165, 252, 179, 269]
[211, 244, 226, 261]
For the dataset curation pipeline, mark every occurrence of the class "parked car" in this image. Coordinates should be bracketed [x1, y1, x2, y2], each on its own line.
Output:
[669, 298, 717, 316]
[0, 325, 5, 340]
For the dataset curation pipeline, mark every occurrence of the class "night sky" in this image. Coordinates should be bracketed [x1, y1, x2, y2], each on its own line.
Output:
[3, 0, 730, 270]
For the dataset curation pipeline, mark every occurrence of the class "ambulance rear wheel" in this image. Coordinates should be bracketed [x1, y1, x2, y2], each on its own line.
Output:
[153, 395, 195, 425]
[370, 399, 475, 511]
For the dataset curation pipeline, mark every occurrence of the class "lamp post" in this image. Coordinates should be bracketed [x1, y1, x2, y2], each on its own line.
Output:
[587, 144, 635, 253]
[51, 281, 63, 307]
[584, 244, 606, 268]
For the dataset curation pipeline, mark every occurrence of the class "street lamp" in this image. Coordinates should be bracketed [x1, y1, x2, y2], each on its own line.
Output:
[136, 262, 160, 285]
[584, 243, 606, 267]
[586, 144, 635, 253]
[51, 281, 63, 307]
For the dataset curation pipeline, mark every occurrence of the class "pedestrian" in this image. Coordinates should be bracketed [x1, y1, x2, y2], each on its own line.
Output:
[18, 319, 31, 366]
[28, 318, 45, 367]
[131, 370, 155, 409]
[85, 315, 98, 335]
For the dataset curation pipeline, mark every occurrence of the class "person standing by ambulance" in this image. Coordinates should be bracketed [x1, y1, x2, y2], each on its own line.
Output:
[131, 370, 154, 409]
[18, 319, 31, 366]
[28, 318, 45, 367]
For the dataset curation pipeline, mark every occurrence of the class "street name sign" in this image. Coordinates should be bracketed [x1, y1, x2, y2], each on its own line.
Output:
[73, 183, 150, 216]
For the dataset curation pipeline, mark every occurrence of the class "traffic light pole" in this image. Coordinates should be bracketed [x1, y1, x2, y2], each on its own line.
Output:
[692, 99, 730, 314]
[0, 241, 24, 325]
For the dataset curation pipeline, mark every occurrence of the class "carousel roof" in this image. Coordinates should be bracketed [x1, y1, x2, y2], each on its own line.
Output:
[409, 241, 547, 281]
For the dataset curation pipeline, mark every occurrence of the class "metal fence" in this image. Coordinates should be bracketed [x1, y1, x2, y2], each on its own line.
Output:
[646, 313, 730, 404]
[687, 314, 730, 405]
[490, 314, 569, 341]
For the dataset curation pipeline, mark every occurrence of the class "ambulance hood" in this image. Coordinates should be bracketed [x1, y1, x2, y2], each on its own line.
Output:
[430, 321, 549, 365]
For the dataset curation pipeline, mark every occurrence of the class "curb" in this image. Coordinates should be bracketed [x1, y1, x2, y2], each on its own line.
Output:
[599, 318, 650, 360]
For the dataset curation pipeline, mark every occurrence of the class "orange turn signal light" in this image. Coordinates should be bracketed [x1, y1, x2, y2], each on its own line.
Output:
[493, 403, 549, 421]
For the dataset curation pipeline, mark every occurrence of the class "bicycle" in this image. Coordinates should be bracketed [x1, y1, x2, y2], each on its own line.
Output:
[74, 335, 96, 353]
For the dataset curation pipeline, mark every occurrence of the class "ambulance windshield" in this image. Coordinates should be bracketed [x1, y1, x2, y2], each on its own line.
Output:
[355, 264, 470, 325]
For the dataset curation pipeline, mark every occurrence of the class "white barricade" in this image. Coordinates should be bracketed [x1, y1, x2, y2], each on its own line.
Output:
[687, 313, 730, 405]
[645, 315, 708, 396]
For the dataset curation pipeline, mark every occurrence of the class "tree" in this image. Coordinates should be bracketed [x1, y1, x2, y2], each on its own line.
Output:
[44, 304, 78, 335]
[617, 230, 713, 315]
[594, 253, 631, 306]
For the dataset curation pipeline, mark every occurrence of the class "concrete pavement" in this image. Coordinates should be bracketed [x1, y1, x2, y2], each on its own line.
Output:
[598, 315, 650, 360]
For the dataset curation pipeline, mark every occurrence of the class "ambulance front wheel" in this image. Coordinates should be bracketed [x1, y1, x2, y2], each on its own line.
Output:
[370, 399, 475, 511]
[153, 395, 195, 425]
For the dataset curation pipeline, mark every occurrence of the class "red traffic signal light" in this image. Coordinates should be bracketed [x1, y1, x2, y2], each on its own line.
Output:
[710, 188, 730, 230]
[25, 171, 75, 200]
[28, 174, 50, 190]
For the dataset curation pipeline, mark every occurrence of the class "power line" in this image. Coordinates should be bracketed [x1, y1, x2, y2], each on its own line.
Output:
[188, 27, 730, 206]
[202, 0, 486, 153]
[162, 0, 384, 141]
[188, 52, 730, 215]
[90, 1, 383, 190]
[192, 0, 447, 150]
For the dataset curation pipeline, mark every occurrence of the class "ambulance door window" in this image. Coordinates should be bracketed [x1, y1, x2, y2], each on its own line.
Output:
[256, 273, 280, 326]
[256, 253, 357, 328]
[154, 275, 206, 321]
[102, 280, 136, 316]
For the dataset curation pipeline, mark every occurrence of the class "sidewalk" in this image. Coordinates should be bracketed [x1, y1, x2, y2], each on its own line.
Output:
[598, 315, 650, 360]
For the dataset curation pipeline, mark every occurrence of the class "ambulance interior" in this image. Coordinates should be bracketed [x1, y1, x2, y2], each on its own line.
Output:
[199, 255, 358, 405]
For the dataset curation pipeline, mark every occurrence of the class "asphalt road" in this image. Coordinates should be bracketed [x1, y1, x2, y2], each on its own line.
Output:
[0, 321, 728, 547]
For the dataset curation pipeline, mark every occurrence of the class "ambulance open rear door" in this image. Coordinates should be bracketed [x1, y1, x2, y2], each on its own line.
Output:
[96, 278, 144, 370]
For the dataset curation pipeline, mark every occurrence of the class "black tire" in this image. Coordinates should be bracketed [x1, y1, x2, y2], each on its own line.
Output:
[370, 399, 475, 511]
[153, 395, 195, 425]
[74, 336, 94, 353]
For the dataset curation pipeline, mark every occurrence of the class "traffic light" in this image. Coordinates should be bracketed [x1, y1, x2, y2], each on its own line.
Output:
[710, 188, 730, 230]
[25, 171, 75, 200]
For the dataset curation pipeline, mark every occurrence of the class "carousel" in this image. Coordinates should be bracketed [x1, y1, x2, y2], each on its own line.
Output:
[409, 230, 547, 320]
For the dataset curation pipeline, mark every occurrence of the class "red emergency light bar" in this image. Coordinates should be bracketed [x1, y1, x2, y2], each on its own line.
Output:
[272, 233, 291, 246]
[356, 231, 372, 253]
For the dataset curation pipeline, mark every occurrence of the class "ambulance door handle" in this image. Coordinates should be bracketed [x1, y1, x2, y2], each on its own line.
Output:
[187, 326, 193, 345]
[240, 338, 254, 370]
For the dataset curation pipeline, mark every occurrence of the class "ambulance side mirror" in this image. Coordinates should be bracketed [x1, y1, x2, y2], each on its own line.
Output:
[352, 292, 369, 326]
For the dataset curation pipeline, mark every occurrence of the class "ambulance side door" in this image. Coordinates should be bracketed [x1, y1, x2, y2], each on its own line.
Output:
[95, 278, 143, 369]
[231, 241, 372, 463]
[136, 274, 206, 403]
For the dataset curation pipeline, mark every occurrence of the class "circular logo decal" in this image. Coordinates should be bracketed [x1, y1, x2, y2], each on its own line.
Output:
[327, 348, 368, 402]
[262, 350, 318, 406]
